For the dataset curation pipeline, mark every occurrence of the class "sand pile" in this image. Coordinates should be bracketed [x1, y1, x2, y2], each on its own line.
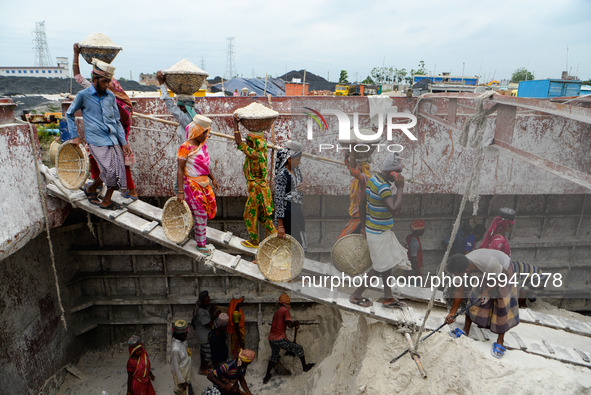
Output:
[234, 102, 279, 119]
[79, 33, 120, 48]
[308, 313, 591, 395]
[165, 59, 207, 75]
[57, 305, 591, 395]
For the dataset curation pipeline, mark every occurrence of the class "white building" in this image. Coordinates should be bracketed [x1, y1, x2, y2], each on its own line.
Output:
[0, 57, 69, 78]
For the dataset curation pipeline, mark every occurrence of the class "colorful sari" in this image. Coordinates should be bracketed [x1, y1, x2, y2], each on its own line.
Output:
[227, 297, 245, 358]
[127, 345, 156, 395]
[238, 135, 275, 243]
[178, 141, 217, 247]
[338, 160, 371, 239]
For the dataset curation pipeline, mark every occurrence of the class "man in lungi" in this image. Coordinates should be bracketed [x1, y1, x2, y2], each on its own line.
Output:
[349, 152, 411, 308]
[445, 249, 520, 359]
[232, 116, 276, 248]
[206, 349, 256, 395]
[67, 59, 130, 210]
[263, 293, 314, 384]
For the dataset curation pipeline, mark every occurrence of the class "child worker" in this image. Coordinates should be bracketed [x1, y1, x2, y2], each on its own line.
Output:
[232, 115, 276, 249]
[177, 114, 218, 255]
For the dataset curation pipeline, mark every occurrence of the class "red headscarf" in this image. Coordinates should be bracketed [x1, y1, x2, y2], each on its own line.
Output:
[479, 215, 515, 250]
[127, 343, 152, 386]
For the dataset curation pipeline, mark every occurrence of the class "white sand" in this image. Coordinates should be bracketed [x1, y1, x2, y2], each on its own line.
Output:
[79, 33, 120, 48]
[165, 59, 208, 75]
[234, 102, 279, 119]
[57, 305, 591, 395]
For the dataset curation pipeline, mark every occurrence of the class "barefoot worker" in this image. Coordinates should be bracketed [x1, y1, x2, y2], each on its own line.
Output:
[232, 116, 276, 248]
[445, 249, 520, 359]
[176, 115, 218, 256]
[66, 59, 131, 210]
[72, 43, 138, 200]
[349, 152, 411, 308]
[263, 293, 314, 384]
[126, 336, 156, 395]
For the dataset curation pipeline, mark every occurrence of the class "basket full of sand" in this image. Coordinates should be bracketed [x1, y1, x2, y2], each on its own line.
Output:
[163, 59, 209, 95]
[56, 142, 90, 190]
[78, 33, 122, 64]
[331, 234, 372, 276]
[234, 102, 279, 133]
[256, 235, 304, 282]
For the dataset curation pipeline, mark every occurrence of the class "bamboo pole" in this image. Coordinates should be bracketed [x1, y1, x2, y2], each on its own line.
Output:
[132, 111, 422, 182]
[404, 333, 428, 379]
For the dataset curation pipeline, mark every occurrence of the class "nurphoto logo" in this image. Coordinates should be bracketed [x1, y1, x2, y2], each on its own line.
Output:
[305, 108, 418, 153]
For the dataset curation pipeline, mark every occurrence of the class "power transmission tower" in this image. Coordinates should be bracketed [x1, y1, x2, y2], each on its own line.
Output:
[224, 37, 236, 80]
[200, 57, 206, 71]
[32, 21, 52, 67]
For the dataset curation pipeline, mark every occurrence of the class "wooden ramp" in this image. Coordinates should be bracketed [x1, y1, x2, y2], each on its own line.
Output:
[45, 173, 591, 368]
[46, 180, 417, 330]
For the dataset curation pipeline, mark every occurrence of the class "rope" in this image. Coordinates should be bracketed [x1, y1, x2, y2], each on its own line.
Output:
[27, 124, 68, 331]
[413, 91, 497, 351]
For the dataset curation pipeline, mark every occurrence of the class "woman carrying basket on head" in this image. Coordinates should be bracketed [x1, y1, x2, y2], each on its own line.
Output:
[177, 115, 218, 256]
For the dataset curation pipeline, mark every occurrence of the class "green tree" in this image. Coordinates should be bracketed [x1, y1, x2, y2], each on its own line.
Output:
[370, 66, 395, 84]
[339, 70, 349, 84]
[406, 61, 428, 84]
[511, 67, 535, 82]
[394, 68, 407, 83]
[362, 76, 375, 84]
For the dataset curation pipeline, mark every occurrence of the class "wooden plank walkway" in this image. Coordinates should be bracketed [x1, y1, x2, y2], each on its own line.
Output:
[45, 176, 591, 368]
[47, 182, 417, 330]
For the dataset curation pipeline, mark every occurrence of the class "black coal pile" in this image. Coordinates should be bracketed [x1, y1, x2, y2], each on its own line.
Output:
[0, 76, 158, 96]
[279, 70, 336, 91]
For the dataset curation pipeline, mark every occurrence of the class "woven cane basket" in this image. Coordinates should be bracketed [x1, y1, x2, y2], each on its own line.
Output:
[49, 138, 60, 165]
[239, 116, 278, 133]
[256, 235, 304, 282]
[56, 142, 90, 190]
[164, 73, 208, 95]
[79, 45, 122, 64]
[331, 234, 372, 276]
[162, 197, 194, 244]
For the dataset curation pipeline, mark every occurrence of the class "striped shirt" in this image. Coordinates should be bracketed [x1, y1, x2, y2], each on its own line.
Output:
[365, 174, 394, 234]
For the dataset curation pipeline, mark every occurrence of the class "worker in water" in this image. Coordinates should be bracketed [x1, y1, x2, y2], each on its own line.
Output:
[263, 293, 314, 384]
[232, 115, 276, 249]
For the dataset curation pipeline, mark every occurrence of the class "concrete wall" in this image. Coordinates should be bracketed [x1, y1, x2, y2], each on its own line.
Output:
[0, 98, 69, 261]
[62, 94, 591, 197]
[0, 227, 82, 394]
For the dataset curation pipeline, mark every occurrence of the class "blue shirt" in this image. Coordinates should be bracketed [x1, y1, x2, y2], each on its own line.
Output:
[66, 85, 126, 146]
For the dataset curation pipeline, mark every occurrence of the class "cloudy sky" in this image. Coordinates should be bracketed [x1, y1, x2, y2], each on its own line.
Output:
[1, 0, 589, 83]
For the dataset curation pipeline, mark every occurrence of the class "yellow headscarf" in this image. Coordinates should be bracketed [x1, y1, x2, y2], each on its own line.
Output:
[238, 349, 256, 363]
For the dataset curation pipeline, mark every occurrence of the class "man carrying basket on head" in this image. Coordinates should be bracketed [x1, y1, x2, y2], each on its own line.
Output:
[67, 59, 131, 210]
[232, 116, 276, 249]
